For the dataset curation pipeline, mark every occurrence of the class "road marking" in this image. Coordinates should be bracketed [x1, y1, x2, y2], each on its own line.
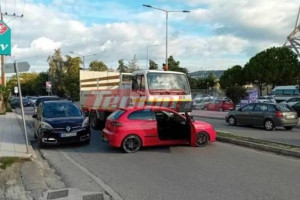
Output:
[61, 152, 123, 200]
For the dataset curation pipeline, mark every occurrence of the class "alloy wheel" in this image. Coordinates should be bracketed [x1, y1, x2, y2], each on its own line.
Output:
[122, 135, 141, 153]
[195, 132, 209, 147]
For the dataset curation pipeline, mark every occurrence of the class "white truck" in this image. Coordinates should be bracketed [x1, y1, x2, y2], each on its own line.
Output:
[80, 69, 192, 129]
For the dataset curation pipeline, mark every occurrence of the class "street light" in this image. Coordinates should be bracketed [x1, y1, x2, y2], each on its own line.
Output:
[146, 44, 158, 68]
[143, 4, 190, 69]
[70, 51, 98, 69]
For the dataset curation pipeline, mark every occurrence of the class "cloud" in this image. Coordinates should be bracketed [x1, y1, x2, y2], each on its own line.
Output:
[2, 0, 297, 74]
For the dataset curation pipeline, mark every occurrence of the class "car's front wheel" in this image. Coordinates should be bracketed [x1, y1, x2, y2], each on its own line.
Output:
[284, 126, 293, 130]
[122, 135, 142, 153]
[195, 132, 209, 147]
[228, 116, 237, 126]
[264, 119, 274, 131]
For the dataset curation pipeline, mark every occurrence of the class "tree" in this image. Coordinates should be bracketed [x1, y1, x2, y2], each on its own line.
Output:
[167, 56, 188, 74]
[89, 60, 108, 71]
[149, 59, 158, 70]
[117, 59, 128, 73]
[63, 55, 81, 101]
[219, 65, 245, 89]
[127, 54, 139, 72]
[0, 85, 11, 114]
[47, 49, 66, 97]
[244, 47, 300, 94]
[225, 86, 247, 108]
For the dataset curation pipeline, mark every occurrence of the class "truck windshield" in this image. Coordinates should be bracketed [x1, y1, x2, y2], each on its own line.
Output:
[147, 73, 191, 95]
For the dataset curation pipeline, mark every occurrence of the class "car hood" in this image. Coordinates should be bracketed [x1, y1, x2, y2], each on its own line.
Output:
[44, 116, 84, 129]
[192, 120, 214, 130]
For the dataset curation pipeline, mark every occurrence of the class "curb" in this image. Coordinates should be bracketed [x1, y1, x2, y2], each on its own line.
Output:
[192, 114, 300, 129]
[217, 136, 300, 159]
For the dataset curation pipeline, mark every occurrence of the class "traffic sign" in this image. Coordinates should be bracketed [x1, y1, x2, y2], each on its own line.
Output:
[4, 62, 30, 73]
[0, 20, 11, 55]
[46, 81, 52, 92]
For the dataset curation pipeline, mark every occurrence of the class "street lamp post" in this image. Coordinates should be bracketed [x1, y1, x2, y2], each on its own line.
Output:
[146, 44, 158, 68]
[143, 4, 190, 68]
[70, 52, 98, 69]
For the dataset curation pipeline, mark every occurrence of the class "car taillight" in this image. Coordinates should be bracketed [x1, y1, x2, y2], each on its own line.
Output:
[111, 121, 123, 127]
[276, 111, 283, 118]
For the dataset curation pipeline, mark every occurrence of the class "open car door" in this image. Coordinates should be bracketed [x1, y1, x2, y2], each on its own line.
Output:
[185, 112, 196, 147]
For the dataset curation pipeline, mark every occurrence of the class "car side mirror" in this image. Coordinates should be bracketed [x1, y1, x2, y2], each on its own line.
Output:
[32, 114, 37, 119]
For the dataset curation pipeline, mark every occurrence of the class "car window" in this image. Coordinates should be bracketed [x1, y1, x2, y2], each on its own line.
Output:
[287, 98, 296, 103]
[42, 103, 81, 118]
[241, 104, 254, 112]
[275, 104, 292, 112]
[267, 105, 276, 112]
[154, 110, 185, 124]
[293, 103, 300, 108]
[128, 109, 154, 120]
[254, 104, 268, 112]
[108, 110, 125, 120]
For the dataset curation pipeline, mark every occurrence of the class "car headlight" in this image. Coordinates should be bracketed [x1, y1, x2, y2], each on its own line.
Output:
[41, 122, 54, 131]
[82, 117, 89, 128]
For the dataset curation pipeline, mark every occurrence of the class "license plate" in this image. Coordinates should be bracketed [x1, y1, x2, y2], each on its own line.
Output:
[286, 115, 295, 119]
[61, 132, 77, 137]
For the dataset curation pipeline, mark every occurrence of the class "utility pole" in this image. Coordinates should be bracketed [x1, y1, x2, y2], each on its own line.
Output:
[0, 12, 23, 86]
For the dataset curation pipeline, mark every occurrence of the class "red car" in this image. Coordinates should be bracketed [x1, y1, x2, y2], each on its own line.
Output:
[102, 107, 216, 153]
[204, 99, 233, 112]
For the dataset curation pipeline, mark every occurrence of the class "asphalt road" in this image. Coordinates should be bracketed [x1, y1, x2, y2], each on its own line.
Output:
[20, 107, 300, 200]
[195, 117, 300, 146]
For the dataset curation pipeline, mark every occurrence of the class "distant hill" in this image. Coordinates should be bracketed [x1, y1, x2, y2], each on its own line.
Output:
[189, 70, 224, 79]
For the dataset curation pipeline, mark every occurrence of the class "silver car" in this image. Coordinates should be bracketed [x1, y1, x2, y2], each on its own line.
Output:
[225, 103, 298, 131]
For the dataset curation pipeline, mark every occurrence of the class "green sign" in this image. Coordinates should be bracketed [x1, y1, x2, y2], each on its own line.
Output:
[0, 20, 11, 55]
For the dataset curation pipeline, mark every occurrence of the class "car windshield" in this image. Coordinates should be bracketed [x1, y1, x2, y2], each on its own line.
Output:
[42, 103, 81, 118]
[147, 73, 191, 95]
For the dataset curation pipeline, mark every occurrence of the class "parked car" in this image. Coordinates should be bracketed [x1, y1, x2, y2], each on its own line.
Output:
[280, 97, 300, 106]
[34, 96, 61, 113]
[290, 102, 300, 117]
[10, 97, 31, 109]
[193, 94, 213, 101]
[192, 98, 211, 110]
[225, 103, 298, 131]
[257, 96, 276, 103]
[32, 100, 90, 147]
[204, 99, 233, 112]
[102, 107, 216, 153]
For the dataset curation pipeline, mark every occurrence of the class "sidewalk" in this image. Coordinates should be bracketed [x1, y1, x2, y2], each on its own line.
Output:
[0, 112, 33, 158]
[191, 110, 300, 127]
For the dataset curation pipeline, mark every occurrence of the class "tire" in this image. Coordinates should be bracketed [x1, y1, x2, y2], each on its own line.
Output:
[228, 116, 237, 126]
[37, 135, 44, 148]
[284, 126, 293, 130]
[122, 135, 142, 153]
[90, 111, 101, 130]
[195, 132, 209, 147]
[264, 119, 274, 131]
[82, 138, 91, 145]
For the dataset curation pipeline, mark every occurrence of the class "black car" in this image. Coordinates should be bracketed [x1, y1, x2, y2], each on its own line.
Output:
[32, 101, 90, 147]
[10, 97, 31, 109]
[34, 96, 61, 113]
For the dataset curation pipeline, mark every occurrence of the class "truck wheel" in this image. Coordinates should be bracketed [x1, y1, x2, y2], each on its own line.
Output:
[90, 111, 101, 130]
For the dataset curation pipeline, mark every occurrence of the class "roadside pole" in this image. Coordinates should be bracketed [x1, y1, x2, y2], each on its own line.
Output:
[14, 61, 29, 154]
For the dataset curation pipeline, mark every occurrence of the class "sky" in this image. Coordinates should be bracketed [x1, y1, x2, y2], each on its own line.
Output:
[0, 0, 299, 73]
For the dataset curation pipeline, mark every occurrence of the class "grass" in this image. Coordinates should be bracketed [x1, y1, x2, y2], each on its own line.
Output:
[217, 131, 300, 151]
[0, 157, 29, 170]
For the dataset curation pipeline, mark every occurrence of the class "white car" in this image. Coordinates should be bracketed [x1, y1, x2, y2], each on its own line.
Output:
[257, 96, 276, 103]
[193, 98, 211, 110]
[280, 97, 300, 106]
